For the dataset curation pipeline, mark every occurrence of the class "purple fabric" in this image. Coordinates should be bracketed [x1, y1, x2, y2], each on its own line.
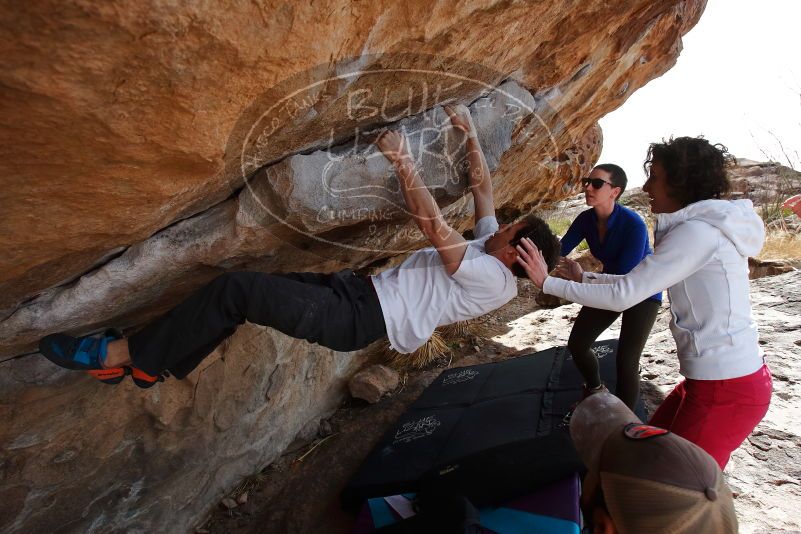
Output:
[500, 474, 581, 524]
[351, 473, 581, 533]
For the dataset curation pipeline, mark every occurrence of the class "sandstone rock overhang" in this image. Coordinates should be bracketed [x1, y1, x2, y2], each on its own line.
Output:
[0, 2, 707, 533]
[0, 81, 547, 358]
[0, 1, 704, 360]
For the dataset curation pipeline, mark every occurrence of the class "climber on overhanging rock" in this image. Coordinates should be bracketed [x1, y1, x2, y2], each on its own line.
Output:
[39, 105, 561, 387]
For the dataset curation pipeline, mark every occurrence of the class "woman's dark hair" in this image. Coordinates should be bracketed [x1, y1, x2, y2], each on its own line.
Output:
[643, 136, 734, 207]
[509, 214, 561, 278]
[595, 163, 627, 199]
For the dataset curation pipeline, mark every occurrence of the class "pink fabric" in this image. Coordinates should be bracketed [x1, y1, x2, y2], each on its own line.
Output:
[648, 364, 772, 469]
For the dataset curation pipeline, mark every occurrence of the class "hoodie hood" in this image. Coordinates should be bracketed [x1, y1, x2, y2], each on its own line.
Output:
[655, 199, 766, 257]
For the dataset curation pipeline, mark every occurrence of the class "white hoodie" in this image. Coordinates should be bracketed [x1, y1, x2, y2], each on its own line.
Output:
[544, 199, 766, 380]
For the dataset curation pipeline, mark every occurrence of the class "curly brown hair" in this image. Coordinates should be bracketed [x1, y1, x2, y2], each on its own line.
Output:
[643, 136, 735, 207]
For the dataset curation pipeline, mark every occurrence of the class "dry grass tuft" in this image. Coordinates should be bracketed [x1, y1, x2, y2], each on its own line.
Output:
[438, 321, 473, 338]
[383, 331, 450, 369]
[381, 319, 507, 370]
[758, 230, 801, 261]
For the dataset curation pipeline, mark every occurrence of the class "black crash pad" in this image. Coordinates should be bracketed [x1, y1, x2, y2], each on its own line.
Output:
[341, 340, 646, 508]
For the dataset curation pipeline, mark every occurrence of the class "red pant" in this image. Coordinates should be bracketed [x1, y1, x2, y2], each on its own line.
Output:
[648, 364, 772, 469]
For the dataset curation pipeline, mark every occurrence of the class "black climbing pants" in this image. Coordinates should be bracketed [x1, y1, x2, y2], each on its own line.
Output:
[567, 298, 660, 409]
[128, 270, 387, 379]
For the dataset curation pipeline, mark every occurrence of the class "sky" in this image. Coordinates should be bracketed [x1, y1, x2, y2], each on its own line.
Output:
[598, 0, 801, 187]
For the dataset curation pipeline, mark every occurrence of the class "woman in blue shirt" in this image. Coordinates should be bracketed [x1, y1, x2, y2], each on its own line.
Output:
[558, 164, 661, 409]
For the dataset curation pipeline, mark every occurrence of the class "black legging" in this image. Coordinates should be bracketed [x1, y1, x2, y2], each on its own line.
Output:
[567, 298, 660, 409]
[128, 270, 387, 379]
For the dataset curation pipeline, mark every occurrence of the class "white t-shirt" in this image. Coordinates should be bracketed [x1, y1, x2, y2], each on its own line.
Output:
[371, 216, 518, 353]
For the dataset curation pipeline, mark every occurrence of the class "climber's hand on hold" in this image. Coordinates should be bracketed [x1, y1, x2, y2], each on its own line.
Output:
[444, 105, 475, 137]
[375, 130, 412, 166]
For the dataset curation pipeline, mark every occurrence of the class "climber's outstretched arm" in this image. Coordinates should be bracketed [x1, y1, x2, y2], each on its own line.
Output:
[444, 105, 494, 225]
[375, 130, 467, 276]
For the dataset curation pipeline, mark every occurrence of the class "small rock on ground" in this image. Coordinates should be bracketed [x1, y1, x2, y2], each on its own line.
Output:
[348, 364, 399, 403]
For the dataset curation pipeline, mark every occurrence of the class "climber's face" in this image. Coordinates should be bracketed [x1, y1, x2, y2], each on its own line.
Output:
[484, 221, 527, 255]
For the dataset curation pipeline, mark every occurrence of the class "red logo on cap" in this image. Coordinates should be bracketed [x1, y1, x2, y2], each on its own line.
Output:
[623, 423, 669, 440]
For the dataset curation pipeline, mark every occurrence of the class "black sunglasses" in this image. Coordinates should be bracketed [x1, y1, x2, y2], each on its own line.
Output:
[581, 177, 615, 190]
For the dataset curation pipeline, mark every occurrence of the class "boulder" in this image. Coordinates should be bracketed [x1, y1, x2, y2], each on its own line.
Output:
[0, 82, 542, 359]
[0, 0, 705, 327]
[749, 257, 799, 280]
[349, 364, 400, 403]
[0, 323, 369, 533]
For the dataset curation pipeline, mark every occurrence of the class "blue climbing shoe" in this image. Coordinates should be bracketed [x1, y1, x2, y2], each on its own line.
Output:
[39, 332, 115, 371]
